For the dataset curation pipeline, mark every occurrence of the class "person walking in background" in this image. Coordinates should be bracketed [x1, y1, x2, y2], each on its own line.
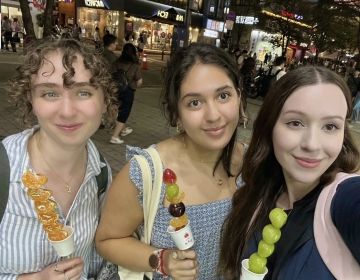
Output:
[2, 16, 15, 52]
[237, 50, 248, 70]
[219, 66, 360, 280]
[102, 34, 118, 66]
[11, 18, 20, 51]
[0, 39, 117, 279]
[269, 56, 287, 81]
[109, 43, 142, 144]
[95, 43, 247, 280]
[94, 26, 101, 52]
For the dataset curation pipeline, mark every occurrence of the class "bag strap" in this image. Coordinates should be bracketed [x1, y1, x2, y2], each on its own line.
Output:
[96, 152, 108, 199]
[133, 146, 163, 244]
[314, 172, 360, 279]
[0, 141, 10, 223]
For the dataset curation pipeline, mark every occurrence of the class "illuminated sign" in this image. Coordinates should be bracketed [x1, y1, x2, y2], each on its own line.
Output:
[281, 10, 303, 21]
[236, 16, 259, 25]
[85, 0, 105, 8]
[206, 19, 225, 32]
[157, 10, 184, 22]
[261, 10, 312, 29]
[204, 29, 219, 38]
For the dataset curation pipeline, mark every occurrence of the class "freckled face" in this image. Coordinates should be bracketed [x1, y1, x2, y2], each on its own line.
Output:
[178, 63, 240, 151]
[31, 50, 106, 148]
[272, 83, 347, 192]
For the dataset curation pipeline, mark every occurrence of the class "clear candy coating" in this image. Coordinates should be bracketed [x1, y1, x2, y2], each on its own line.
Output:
[22, 170, 69, 242]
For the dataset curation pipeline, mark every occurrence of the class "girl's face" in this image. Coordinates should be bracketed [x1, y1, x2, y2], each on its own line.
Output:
[178, 63, 240, 151]
[272, 83, 347, 193]
[31, 50, 106, 148]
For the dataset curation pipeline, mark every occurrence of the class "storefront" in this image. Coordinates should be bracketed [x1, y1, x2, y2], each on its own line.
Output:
[76, 0, 203, 50]
[76, 0, 123, 39]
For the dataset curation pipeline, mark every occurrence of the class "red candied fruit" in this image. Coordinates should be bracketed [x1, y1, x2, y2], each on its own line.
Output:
[163, 168, 177, 185]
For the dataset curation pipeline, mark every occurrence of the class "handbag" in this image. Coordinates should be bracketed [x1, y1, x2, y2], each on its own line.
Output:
[117, 147, 163, 280]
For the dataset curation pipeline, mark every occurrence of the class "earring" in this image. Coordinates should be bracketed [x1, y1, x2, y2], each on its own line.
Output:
[176, 121, 184, 133]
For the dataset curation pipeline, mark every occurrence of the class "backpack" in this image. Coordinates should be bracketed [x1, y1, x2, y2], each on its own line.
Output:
[112, 65, 131, 93]
[0, 141, 108, 223]
[258, 67, 281, 97]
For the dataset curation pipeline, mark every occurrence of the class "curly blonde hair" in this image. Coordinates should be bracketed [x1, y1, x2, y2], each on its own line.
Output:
[9, 39, 118, 125]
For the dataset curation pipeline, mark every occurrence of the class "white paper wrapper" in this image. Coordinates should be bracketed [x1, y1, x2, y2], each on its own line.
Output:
[240, 259, 268, 280]
[49, 226, 75, 257]
[167, 222, 194, 250]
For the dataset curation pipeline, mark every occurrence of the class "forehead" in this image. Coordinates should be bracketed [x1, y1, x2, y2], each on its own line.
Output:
[180, 63, 231, 94]
[281, 83, 347, 116]
[32, 50, 92, 85]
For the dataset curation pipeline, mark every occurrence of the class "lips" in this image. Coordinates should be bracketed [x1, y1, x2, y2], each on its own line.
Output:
[294, 156, 321, 168]
[56, 123, 82, 132]
[203, 125, 225, 137]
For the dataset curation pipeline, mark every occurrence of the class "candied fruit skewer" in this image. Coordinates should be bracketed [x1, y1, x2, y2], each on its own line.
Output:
[22, 170, 69, 241]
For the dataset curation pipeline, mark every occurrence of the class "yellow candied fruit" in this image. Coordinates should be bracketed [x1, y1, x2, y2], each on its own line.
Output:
[34, 200, 56, 214]
[22, 171, 48, 189]
[28, 189, 52, 202]
[170, 214, 188, 229]
[166, 191, 185, 204]
[48, 230, 68, 241]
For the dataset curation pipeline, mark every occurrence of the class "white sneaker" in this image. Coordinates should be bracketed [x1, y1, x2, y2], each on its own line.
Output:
[121, 127, 133, 137]
[110, 137, 124, 144]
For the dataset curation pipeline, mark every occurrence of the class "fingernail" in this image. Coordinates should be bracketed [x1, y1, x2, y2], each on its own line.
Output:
[172, 252, 178, 259]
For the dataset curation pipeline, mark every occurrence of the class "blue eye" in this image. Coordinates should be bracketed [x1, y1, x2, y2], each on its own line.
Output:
[78, 90, 92, 97]
[42, 91, 58, 98]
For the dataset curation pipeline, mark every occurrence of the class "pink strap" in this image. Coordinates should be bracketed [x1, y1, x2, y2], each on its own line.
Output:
[314, 172, 360, 279]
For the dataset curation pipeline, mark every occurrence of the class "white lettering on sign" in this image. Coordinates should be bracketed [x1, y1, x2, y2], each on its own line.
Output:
[157, 10, 169, 19]
[176, 14, 184, 22]
[85, 0, 104, 8]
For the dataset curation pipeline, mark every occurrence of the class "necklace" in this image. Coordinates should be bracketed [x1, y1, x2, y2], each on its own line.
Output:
[35, 133, 73, 193]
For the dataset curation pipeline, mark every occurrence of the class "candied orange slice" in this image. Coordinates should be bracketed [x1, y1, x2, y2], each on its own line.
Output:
[170, 214, 188, 229]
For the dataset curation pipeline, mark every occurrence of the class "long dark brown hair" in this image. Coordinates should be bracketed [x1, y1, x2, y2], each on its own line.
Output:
[218, 66, 360, 279]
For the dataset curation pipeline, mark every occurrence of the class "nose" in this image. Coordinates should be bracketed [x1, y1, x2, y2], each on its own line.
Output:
[205, 101, 221, 122]
[300, 126, 321, 152]
[59, 94, 77, 118]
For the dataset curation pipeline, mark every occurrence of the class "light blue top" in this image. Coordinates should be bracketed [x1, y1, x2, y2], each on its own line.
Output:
[0, 127, 112, 280]
[127, 146, 242, 280]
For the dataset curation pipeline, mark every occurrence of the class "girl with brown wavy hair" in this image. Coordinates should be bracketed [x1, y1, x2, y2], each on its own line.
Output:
[219, 66, 360, 280]
[0, 39, 117, 280]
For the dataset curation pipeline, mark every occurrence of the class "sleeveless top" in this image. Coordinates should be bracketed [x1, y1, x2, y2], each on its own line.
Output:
[127, 146, 242, 280]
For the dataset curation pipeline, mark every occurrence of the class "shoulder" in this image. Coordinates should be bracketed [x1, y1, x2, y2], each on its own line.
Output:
[3, 128, 34, 158]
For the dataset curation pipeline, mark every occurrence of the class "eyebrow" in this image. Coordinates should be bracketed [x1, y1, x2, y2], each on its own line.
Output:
[282, 110, 345, 121]
[181, 85, 233, 100]
[32, 82, 93, 90]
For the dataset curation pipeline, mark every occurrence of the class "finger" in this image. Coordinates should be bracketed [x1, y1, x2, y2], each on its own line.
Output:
[175, 249, 196, 260]
[64, 262, 84, 280]
[56, 257, 83, 272]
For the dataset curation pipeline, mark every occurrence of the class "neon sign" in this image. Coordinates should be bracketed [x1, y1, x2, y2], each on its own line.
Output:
[85, 0, 105, 8]
[157, 10, 184, 22]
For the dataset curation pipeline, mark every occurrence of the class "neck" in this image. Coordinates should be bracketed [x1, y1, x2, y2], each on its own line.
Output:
[32, 131, 87, 173]
[181, 134, 222, 166]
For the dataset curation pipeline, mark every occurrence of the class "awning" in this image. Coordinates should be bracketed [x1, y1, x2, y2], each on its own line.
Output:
[148, 7, 185, 25]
